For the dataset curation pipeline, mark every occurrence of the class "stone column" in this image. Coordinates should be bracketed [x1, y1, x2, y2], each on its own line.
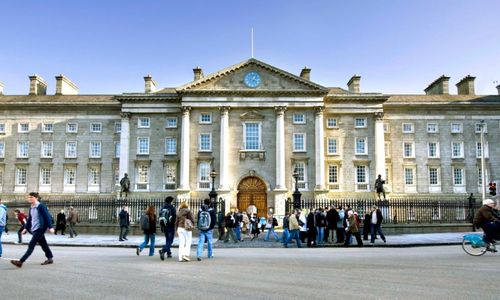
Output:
[219, 106, 230, 190]
[275, 106, 287, 190]
[315, 106, 325, 190]
[374, 112, 386, 180]
[179, 106, 191, 191]
[119, 112, 131, 179]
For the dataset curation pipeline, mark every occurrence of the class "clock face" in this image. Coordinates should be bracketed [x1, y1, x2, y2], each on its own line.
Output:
[244, 71, 261, 88]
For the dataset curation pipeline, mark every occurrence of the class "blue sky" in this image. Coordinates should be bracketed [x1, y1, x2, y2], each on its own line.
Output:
[1, 0, 499, 95]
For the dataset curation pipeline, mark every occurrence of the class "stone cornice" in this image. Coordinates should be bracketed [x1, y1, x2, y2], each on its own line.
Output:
[177, 89, 327, 97]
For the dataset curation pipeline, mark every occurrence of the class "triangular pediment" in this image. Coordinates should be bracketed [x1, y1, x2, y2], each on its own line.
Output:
[240, 110, 265, 120]
[176, 58, 328, 96]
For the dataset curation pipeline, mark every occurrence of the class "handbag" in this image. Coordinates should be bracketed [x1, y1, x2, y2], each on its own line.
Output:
[184, 219, 194, 231]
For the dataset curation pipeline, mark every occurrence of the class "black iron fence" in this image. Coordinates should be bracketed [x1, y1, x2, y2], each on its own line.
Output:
[286, 198, 479, 224]
[7, 198, 225, 225]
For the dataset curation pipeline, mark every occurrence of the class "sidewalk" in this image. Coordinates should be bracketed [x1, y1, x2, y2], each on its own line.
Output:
[1, 231, 474, 248]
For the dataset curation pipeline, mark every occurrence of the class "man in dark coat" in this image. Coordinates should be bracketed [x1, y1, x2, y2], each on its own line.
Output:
[326, 205, 339, 243]
[118, 205, 130, 241]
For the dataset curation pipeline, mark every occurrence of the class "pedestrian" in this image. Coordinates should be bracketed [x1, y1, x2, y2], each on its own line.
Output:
[344, 210, 363, 247]
[224, 212, 238, 243]
[14, 209, 27, 244]
[326, 205, 339, 243]
[307, 209, 317, 247]
[370, 205, 386, 244]
[375, 174, 386, 201]
[196, 199, 216, 261]
[159, 196, 177, 260]
[55, 209, 66, 235]
[0, 198, 7, 258]
[363, 209, 371, 241]
[283, 209, 302, 248]
[264, 213, 280, 242]
[315, 208, 326, 245]
[241, 211, 250, 240]
[250, 213, 260, 240]
[281, 212, 290, 244]
[259, 215, 267, 232]
[11, 192, 55, 268]
[67, 206, 79, 238]
[234, 209, 243, 242]
[298, 209, 307, 243]
[336, 206, 346, 244]
[136, 205, 156, 256]
[118, 205, 130, 241]
[176, 202, 195, 262]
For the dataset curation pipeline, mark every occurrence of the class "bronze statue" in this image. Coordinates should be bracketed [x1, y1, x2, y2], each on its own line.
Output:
[119, 173, 130, 198]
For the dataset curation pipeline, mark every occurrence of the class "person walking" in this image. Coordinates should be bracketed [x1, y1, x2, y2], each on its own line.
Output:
[370, 205, 386, 244]
[344, 210, 363, 247]
[306, 209, 317, 247]
[196, 199, 216, 261]
[250, 213, 260, 240]
[281, 212, 290, 244]
[284, 209, 302, 248]
[11, 192, 55, 268]
[0, 198, 7, 257]
[241, 211, 250, 240]
[55, 209, 66, 235]
[224, 212, 238, 243]
[159, 196, 177, 260]
[234, 209, 243, 242]
[118, 205, 130, 241]
[67, 206, 79, 238]
[136, 205, 157, 256]
[14, 209, 27, 244]
[264, 214, 280, 242]
[176, 202, 195, 262]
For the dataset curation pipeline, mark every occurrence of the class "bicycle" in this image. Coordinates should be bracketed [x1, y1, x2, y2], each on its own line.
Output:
[462, 234, 498, 256]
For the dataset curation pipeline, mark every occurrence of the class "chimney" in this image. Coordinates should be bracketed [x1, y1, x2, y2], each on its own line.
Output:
[424, 75, 449, 95]
[55, 74, 79, 95]
[456, 75, 475, 95]
[0, 82, 4, 95]
[193, 67, 203, 81]
[144, 75, 156, 93]
[29, 75, 47, 95]
[300, 67, 311, 80]
[347, 75, 361, 93]
[496, 84, 500, 96]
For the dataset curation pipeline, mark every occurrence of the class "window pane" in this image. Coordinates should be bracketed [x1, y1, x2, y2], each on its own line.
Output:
[245, 123, 260, 150]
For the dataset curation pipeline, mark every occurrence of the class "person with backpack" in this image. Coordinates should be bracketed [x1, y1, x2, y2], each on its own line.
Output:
[264, 213, 280, 242]
[196, 199, 216, 261]
[136, 205, 157, 256]
[159, 196, 176, 260]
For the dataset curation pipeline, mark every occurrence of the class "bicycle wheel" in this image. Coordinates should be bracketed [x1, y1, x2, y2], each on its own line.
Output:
[462, 238, 487, 256]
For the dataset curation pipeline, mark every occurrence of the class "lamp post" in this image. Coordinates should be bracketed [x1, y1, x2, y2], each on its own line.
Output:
[292, 168, 302, 209]
[209, 169, 218, 203]
[480, 120, 486, 202]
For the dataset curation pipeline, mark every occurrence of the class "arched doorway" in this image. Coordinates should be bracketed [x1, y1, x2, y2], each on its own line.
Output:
[237, 176, 267, 216]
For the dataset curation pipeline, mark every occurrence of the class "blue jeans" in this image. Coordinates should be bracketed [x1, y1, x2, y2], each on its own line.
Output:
[265, 228, 280, 241]
[370, 224, 386, 243]
[284, 229, 302, 248]
[316, 227, 325, 245]
[0, 226, 4, 257]
[138, 233, 156, 256]
[21, 229, 53, 262]
[234, 226, 241, 241]
[281, 228, 289, 243]
[196, 229, 213, 258]
[162, 227, 175, 255]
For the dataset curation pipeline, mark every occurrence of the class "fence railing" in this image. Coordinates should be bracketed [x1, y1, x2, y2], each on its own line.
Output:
[286, 198, 479, 224]
[8, 198, 225, 224]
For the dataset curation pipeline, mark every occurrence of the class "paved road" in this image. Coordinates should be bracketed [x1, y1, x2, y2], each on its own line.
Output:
[1, 244, 498, 299]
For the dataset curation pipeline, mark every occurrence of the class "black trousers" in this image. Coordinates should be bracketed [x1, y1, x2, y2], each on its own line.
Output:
[20, 229, 53, 262]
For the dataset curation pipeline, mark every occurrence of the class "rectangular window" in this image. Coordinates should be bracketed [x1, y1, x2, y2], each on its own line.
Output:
[198, 162, 211, 189]
[402, 123, 414, 133]
[165, 138, 177, 154]
[138, 117, 150, 128]
[453, 168, 464, 185]
[67, 123, 78, 133]
[40, 167, 51, 185]
[114, 122, 121, 133]
[355, 118, 366, 128]
[293, 113, 305, 124]
[294, 162, 307, 190]
[293, 133, 306, 152]
[90, 122, 102, 133]
[16, 167, 27, 185]
[427, 142, 439, 158]
[41, 141, 53, 158]
[88, 167, 100, 185]
[404, 168, 414, 185]
[476, 141, 489, 158]
[17, 141, 29, 158]
[65, 141, 77, 158]
[328, 165, 339, 190]
[115, 142, 120, 158]
[0, 142, 4, 158]
[403, 142, 414, 158]
[355, 137, 367, 155]
[427, 123, 438, 133]
[475, 122, 487, 133]
[137, 137, 150, 155]
[451, 123, 462, 133]
[452, 142, 464, 158]
[90, 142, 102, 158]
[327, 118, 337, 128]
[429, 167, 439, 185]
[42, 123, 54, 133]
[165, 118, 177, 128]
[18, 123, 29, 133]
[0, 123, 5, 134]
[356, 165, 368, 190]
[199, 113, 212, 124]
[327, 138, 338, 155]
[244, 122, 261, 150]
[64, 167, 76, 185]
[137, 165, 149, 189]
[199, 133, 212, 151]
[164, 164, 176, 190]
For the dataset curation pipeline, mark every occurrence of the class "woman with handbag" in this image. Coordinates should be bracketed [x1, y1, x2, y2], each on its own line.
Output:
[175, 202, 195, 262]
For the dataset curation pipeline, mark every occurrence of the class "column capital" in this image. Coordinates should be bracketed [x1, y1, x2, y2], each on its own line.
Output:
[375, 112, 384, 121]
[120, 112, 131, 119]
[314, 106, 325, 115]
[181, 106, 191, 114]
[219, 106, 231, 113]
[275, 106, 287, 115]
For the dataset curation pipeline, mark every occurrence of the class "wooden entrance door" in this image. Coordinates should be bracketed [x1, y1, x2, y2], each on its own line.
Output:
[237, 177, 267, 216]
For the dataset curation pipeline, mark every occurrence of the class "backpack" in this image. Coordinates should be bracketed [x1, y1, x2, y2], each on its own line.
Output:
[198, 209, 211, 231]
[140, 214, 150, 231]
[272, 217, 278, 227]
[159, 207, 172, 227]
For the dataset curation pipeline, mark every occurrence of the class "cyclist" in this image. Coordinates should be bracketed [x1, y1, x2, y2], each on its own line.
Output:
[473, 199, 500, 251]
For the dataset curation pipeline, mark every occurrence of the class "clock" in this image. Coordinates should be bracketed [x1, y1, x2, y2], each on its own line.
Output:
[244, 71, 261, 88]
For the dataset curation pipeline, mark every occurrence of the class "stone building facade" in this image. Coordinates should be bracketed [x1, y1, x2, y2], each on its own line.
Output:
[1, 59, 499, 215]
